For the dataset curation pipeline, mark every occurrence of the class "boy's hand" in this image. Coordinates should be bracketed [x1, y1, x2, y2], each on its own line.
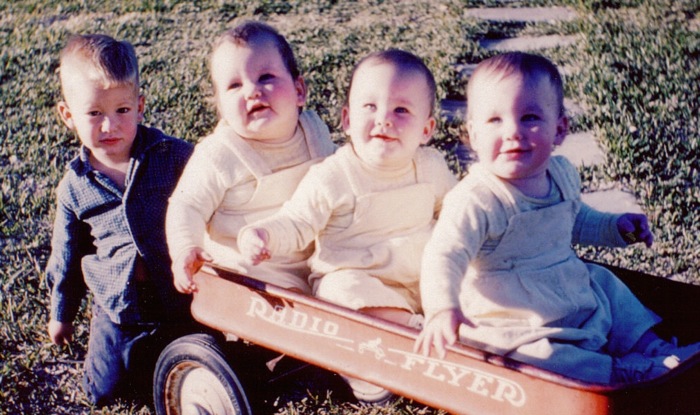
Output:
[48, 319, 74, 345]
[414, 308, 476, 359]
[238, 228, 271, 265]
[617, 213, 653, 247]
[173, 247, 212, 294]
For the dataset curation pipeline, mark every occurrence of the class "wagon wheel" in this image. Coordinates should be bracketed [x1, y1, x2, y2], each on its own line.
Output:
[154, 333, 252, 415]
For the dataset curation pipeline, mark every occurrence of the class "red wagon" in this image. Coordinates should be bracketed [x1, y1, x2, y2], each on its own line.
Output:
[153, 262, 700, 415]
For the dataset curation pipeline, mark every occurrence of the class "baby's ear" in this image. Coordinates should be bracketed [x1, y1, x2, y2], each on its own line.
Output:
[421, 116, 437, 144]
[341, 106, 350, 133]
[554, 115, 569, 145]
[465, 119, 475, 143]
[294, 76, 307, 107]
[57, 101, 75, 130]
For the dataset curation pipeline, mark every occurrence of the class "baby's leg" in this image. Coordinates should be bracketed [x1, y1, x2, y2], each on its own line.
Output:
[313, 270, 420, 404]
[312, 269, 414, 315]
[587, 263, 660, 354]
[510, 338, 677, 384]
[360, 306, 424, 329]
[509, 338, 614, 384]
[634, 330, 700, 362]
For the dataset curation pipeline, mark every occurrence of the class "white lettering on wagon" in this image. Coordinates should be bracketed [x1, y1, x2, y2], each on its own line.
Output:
[246, 297, 352, 343]
[245, 297, 525, 407]
[394, 350, 526, 407]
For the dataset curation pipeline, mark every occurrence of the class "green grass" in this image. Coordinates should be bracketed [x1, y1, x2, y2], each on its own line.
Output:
[1, 0, 698, 413]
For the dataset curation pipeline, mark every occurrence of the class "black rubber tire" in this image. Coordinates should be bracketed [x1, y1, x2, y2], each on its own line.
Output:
[153, 333, 252, 415]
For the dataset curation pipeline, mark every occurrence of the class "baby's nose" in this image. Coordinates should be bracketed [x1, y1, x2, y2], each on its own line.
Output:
[244, 82, 262, 99]
[375, 112, 393, 127]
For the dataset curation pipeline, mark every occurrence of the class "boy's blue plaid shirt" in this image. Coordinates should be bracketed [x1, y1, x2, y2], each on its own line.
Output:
[46, 125, 193, 325]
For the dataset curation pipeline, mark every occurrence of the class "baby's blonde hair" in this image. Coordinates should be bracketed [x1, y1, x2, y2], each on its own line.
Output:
[463, 52, 565, 146]
[59, 34, 139, 92]
[210, 21, 300, 85]
[347, 49, 437, 114]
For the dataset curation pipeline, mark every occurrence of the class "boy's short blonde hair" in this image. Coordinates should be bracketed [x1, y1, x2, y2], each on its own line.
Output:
[211, 21, 300, 82]
[347, 49, 437, 114]
[59, 34, 139, 93]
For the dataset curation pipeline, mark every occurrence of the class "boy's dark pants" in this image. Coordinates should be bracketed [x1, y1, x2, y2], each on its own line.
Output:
[83, 304, 192, 406]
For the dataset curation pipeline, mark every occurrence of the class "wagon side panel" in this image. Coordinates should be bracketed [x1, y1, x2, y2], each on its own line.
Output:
[191, 269, 612, 415]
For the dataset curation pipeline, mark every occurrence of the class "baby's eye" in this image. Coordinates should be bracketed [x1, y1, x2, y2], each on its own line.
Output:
[363, 103, 377, 111]
[522, 114, 540, 122]
[394, 107, 409, 114]
[487, 116, 501, 124]
[259, 73, 275, 82]
[88, 111, 101, 117]
[228, 82, 242, 90]
[117, 107, 131, 114]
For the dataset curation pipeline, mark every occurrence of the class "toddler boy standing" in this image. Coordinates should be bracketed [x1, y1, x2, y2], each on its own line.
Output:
[46, 34, 194, 405]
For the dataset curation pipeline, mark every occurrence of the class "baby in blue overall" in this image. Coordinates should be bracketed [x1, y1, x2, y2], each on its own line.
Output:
[416, 52, 700, 384]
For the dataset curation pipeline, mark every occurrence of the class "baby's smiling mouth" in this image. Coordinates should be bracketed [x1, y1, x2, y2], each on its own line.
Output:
[502, 145, 531, 154]
[500, 147, 531, 159]
[371, 134, 398, 142]
[248, 103, 270, 116]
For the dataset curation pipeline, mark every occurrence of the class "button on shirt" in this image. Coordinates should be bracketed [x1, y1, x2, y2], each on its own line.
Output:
[46, 125, 194, 325]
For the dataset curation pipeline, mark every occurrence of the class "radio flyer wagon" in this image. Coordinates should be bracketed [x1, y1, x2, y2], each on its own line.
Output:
[153, 262, 700, 415]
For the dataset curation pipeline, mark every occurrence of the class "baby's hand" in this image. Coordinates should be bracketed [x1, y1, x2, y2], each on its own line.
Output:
[173, 247, 212, 294]
[238, 228, 271, 265]
[48, 319, 74, 345]
[414, 308, 475, 359]
[617, 213, 653, 247]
